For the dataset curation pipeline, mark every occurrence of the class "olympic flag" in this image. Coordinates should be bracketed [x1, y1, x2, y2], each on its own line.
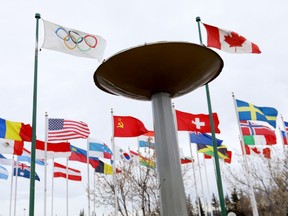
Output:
[42, 19, 106, 61]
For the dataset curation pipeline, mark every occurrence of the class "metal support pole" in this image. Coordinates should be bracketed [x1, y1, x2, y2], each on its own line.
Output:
[151, 92, 188, 216]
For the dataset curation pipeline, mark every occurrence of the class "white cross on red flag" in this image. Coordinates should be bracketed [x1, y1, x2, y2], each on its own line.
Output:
[175, 110, 220, 133]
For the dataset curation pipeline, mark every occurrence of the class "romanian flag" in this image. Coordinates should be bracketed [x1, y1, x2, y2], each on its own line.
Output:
[0, 118, 32, 141]
[236, 99, 278, 128]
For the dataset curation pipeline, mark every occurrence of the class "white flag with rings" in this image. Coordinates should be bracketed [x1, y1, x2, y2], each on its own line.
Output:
[41, 19, 106, 61]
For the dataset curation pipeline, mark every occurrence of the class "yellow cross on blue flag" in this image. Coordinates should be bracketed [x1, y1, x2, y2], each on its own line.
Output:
[236, 99, 278, 128]
[41, 19, 106, 61]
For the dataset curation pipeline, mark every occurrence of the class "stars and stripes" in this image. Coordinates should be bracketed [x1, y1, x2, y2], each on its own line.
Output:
[48, 118, 90, 142]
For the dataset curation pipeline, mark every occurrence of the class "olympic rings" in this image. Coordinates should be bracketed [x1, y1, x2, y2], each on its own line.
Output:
[55, 27, 98, 52]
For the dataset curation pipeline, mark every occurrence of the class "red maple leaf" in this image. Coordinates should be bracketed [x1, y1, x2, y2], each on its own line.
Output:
[224, 32, 246, 47]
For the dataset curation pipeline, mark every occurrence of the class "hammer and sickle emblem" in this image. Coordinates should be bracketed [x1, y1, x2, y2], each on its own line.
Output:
[117, 118, 124, 128]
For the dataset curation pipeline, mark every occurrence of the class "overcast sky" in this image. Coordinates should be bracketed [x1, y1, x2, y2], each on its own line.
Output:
[0, 1, 287, 215]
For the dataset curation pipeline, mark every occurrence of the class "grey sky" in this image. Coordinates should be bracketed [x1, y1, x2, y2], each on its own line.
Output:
[0, 1, 287, 215]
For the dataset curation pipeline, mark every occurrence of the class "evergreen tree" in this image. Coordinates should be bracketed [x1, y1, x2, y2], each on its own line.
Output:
[224, 194, 232, 213]
[211, 193, 220, 216]
[186, 195, 194, 216]
[230, 188, 240, 214]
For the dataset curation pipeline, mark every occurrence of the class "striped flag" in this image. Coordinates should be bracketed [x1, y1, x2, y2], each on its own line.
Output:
[48, 118, 90, 142]
[53, 162, 82, 181]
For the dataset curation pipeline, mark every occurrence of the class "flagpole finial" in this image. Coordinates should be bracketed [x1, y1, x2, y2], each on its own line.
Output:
[196, 16, 201, 22]
[35, 13, 41, 19]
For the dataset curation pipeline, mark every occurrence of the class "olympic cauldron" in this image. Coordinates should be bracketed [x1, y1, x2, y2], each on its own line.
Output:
[93, 42, 224, 216]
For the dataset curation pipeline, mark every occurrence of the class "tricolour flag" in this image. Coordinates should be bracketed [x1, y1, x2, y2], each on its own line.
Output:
[48, 118, 90, 142]
[113, 116, 149, 137]
[179, 148, 193, 164]
[189, 132, 223, 146]
[0, 118, 32, 141]
[95, 160, 113, 175]
[138, 135, 155, 148]
[0, 138, 24, 155]
[13, 163, 40, 181]
[202, 22, 261, 54]
[284, 121, 288, 132]
[18, 148, 45, 165]
[197, 144, 228, 159]
[42, 19, 106, 61]
[0, 165, 8, 180]
[0, 154, 14, 165]
[243, 135, 276, 145]
[175, 110, 220, 133]
[236, 99, 278, 128]
[35, 140, 71, 159]
[54, 162, 82, 181]
[139, 155, 156, 169]
[69, 145, 99, 168]
[88, 138, 112, 159]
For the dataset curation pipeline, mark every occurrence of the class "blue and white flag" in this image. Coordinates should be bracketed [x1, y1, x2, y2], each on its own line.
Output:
[0, 153, 14, 165]
[0, 165, 8, 180]
[88, 138, 112, 159]
[18, 148, 45, 166]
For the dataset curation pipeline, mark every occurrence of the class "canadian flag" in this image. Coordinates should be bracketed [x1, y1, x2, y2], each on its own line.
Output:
[202, 22, 261, 54]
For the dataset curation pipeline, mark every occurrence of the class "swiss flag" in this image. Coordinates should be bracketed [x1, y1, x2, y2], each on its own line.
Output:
[175, 110, 220, 133]
[202, 22, 261, 54]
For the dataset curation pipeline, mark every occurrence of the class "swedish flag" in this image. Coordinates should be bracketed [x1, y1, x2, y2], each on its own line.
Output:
[236, 99, 278, 128]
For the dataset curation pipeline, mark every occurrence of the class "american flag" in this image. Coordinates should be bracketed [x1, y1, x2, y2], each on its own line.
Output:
[48, 118, 90, 142]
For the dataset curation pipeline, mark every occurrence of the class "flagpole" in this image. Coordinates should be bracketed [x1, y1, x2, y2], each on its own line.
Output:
[9, 156, 15, 216]
[93, 170, 96, 216]
[87, 138, 91, 216]
[51, 159, 54, 216]
[232, 92, 259, 216]
[111, 108, 118, 216]
[196, 150, 207, 216]
[188, 141, 201, 216]
[66, 158, 69, 216]
[203, 155, 213, 216]
[196, 16, 226, 216]
[280, 114, 288, 152]
[29, 13, 41, 216]
[13, 157, 19, 216]
[44, 112, 48, 216]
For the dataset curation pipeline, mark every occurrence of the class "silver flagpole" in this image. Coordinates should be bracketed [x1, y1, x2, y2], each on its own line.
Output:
[203, 154, 213, 216]
[188, 140, 201, 216]
[196, 150, 208, 216]
[111, 108, 118, 216]
[87, 138, 91, 216]
[232, 92, 259, 216]
[44, 112, 48, 216]
[9, 155, 15, 216]
[13, 157, 19, 216]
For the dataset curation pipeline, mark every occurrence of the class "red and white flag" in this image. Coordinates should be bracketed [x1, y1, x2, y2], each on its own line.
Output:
[36, 140, 71, 159]
[48, 118, 90, 142]
[53, 162, 82, 181]
[175, 110, 220, 133]
[202, 22, 261, 54]
[0, 138, 24, 155]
